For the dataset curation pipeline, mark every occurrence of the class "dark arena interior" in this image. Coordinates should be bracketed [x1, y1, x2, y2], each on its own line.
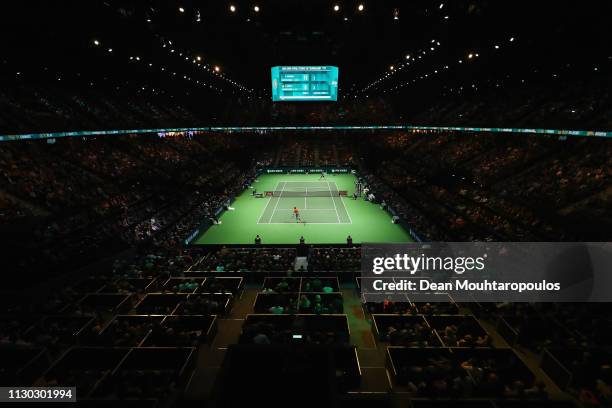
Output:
[1, 1, 611, 407]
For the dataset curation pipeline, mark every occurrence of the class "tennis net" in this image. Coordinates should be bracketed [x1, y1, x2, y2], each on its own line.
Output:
[265, 190, 347, 197]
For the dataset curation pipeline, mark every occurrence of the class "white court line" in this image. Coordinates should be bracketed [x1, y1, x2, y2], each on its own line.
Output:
[268, 181, 285, 223]
[276, 208, 336, 211]
[327, 180, 341, 223]
[304, 187, 307, 209]
[262, 222, 351, 225]
[338, 182, 353, 224]
[256, 181, 280, 224]
[332, 181, 353, 224]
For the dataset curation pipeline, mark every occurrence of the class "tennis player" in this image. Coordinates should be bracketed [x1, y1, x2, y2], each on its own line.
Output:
[293, 206, 300, 222]
[319, 170, 326, 179]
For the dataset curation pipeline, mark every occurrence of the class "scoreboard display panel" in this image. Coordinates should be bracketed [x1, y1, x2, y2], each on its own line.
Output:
[271, 66, 339, 101]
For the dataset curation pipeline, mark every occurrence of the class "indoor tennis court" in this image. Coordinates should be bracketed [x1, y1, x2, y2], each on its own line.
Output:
[257, 181, 351, 224]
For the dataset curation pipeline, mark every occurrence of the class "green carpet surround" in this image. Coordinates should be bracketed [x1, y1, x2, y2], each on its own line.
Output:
[195, 173, 413, 244]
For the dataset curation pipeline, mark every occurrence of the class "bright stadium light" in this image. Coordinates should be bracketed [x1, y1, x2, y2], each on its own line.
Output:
[196, 56, 202, 61]
[178, 7, 185, 13]
[214, 65, 221, 72]
[333, 4, 340, 12]
[253, 5, 260, 12]
[229, 4, 236, 12]
[357, 4, 364, 12]
[405, 54, 410, 60]
[93, 39, 100, 46]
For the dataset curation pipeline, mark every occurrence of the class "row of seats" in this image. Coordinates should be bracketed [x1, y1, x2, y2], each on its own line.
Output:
[0, 261, 243, 404]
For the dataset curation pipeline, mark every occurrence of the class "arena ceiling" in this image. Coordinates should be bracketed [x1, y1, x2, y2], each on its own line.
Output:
[1, 1, 610, 102]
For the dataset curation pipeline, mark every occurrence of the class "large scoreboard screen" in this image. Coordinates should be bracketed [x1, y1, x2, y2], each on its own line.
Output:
[271, 66, 339, 102]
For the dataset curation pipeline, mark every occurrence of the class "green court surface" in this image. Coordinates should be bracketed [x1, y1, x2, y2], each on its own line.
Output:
[194, 173, 413, 244]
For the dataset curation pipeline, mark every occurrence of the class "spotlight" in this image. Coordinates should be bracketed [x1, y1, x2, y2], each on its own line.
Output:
[214, 65, 221, 72]
[333, 4, 340, 12]
[93, 39, 100, 46]
[196, 56, 202, 61]
[253, 5, 260, 12]
[229, 4, 236, 12]
[357, 3, 364, 12]
[178, 7, 185, 13]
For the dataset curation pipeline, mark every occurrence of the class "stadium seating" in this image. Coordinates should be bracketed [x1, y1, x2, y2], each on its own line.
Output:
[1, 134, 609, 406]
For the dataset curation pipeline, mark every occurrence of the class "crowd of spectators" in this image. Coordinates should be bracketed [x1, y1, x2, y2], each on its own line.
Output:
[381, 320, 439, 347]
[408, 75, 612, 132]
[394, 352, 545, 399]
[440, 323, 491, 348]
[0, 84, 204, 134]
[1, 133, 610, 405]
[201, 248, 296, 272]
[308, 248, 360, 271]
[4, 132, 606, 284]
[358, 132, 611, 241]
[240, 320, 345, 345]
[0, 134, 257, 281]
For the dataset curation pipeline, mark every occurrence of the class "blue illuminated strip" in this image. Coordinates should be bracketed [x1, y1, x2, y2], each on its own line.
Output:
[1, 125, 611, 142]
